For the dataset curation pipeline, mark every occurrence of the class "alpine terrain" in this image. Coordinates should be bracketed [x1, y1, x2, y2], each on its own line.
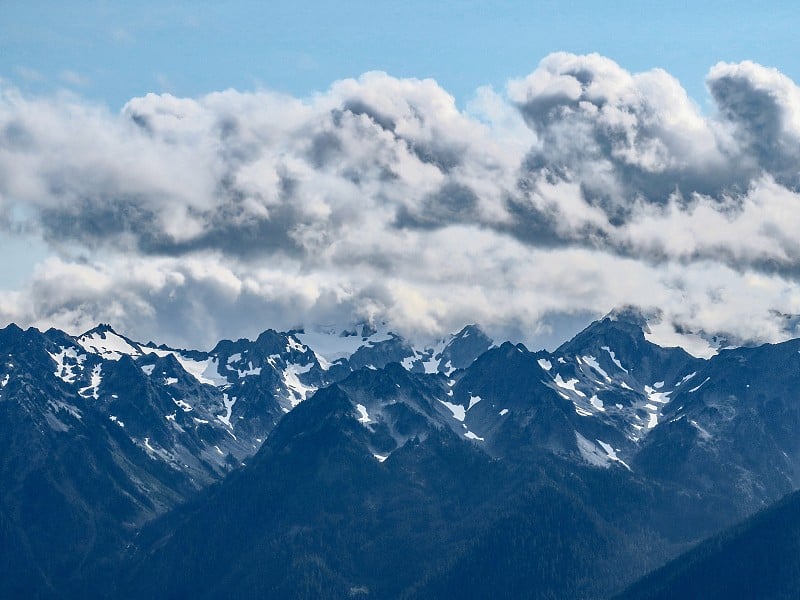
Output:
[2, 309, 800, 598]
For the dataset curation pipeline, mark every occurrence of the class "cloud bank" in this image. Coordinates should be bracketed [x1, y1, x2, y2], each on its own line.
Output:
[2, 52, 800, 350]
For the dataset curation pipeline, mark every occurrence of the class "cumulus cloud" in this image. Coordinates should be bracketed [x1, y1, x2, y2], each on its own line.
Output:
[2, 53, 800, 350]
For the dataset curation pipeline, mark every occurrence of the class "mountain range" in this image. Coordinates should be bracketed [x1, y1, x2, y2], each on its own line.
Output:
[1, 309, 799, 598]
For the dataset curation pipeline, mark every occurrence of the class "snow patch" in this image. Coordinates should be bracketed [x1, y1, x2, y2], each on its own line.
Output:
[439, 400, 466, 422]
[217, 393, 236, 428]
[295, 327, 392, 365]
[554, 374, 585, 397]
[224, 353, 263, 377]
[601, 346, 628, 373]
[355, 404, 371, 425]
[78, 365, 102, 399]
[236, 363, 261, 377]
[140, 346, 172, 358]
[575, 432, 610, 468]
[650, 389, 670, 405]
[283, 361, 317, 407]
[78, 330, 140, 360]
[400, 355, 416, 370]
[422, 358, 439, 374]
[286, 336, 307, 353]
[596, 440, 631, 470]
[537, 358, 552, 371]
[644, 322, 718, 359]
[175, 356, 227, 386]
[49, 347, 86, 384]
[174, 398, 193, 412]
[688, 377, 710, 393]
[582, 355, 610, 381]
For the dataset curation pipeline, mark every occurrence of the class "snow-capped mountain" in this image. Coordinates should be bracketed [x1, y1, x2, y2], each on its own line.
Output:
[1, 320, 496, 489]
[117, 310, 800, 599]
[7, 311, 800, 598]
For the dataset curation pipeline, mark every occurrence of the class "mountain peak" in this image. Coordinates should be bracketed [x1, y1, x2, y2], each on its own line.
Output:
[76, 323, 142, 360]
[80, 323, 119, 337]
[453, 323, 482, 337]
[0, 322, 24, 336]
[605, 305, 655, 333]
[558, 313, 647, 356]
[436, 324, 494, 373]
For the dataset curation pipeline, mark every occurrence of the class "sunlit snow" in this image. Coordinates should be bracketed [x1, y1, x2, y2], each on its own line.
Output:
[174, 356, 227, 386]
[49, 347, 86, 384]
[582, 355, 610, 381]
[467, 394, 482, 410]
[554, 374, 585, 397]
[217, 393, 236, 428]
[295, 326, 392, 366]
[596, 440, 631, 470]
[601, 346, 627, 373]
[78, 365, 102, 399]
[688, 377, 710, 393]
[356, 403, 372, 425]
[283, 362, 316, 407]
[439, 399, 466, 421]
[78, 330, 140, 361]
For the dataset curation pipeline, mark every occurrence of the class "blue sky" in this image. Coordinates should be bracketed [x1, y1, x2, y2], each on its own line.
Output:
[2, 0, 798, 110]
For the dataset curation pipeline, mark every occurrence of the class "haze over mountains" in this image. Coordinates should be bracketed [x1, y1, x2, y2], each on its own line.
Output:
[2, 307, 800, 598]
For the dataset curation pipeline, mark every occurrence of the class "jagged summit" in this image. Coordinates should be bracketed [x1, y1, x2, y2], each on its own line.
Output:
[5, 311, 800, 597]
[605, 305, 655, 331]
[81, 322, 118, 335]
[77, 323, 143, 361]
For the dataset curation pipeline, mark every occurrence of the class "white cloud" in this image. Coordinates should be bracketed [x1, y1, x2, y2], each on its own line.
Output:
[1, 54, 800, 350]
